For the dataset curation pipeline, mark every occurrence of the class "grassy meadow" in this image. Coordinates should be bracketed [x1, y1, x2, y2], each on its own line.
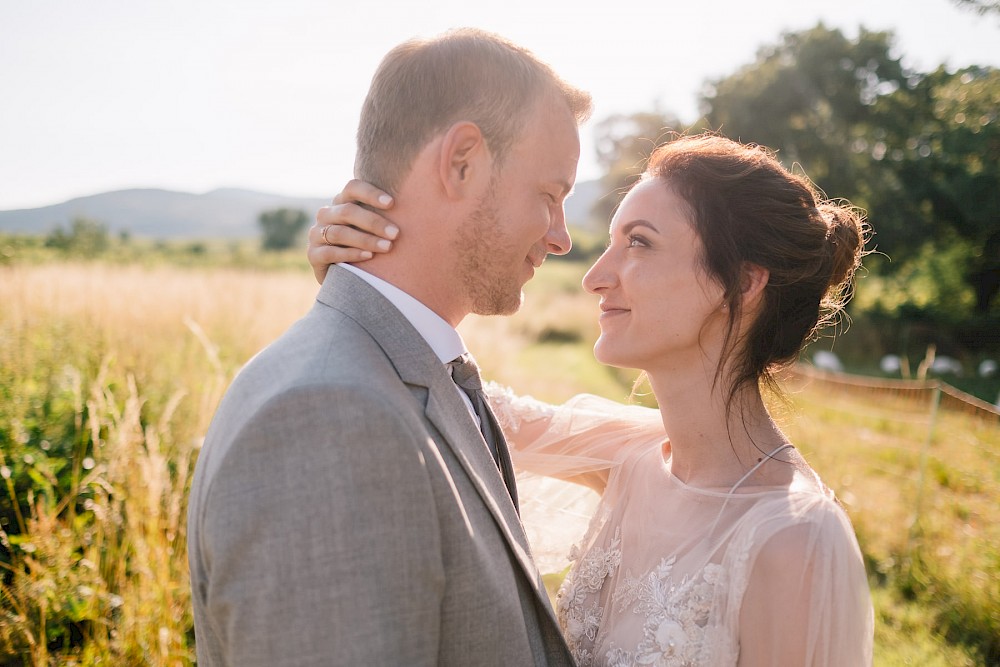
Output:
[1, 257, 998, 665]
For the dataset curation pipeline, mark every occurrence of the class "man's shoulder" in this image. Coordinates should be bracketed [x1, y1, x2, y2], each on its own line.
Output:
[235, 303, 399, 389]
[192, 307, 425, 486]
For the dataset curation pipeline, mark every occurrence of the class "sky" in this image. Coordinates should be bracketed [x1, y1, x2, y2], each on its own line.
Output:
[1, 0, 998, 210]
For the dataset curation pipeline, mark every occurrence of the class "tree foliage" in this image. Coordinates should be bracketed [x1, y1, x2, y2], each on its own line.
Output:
[591, 110, 684, 223]
[590, 23, 999, 341]
[258, 208, 309, 251]
[864, 65, 1000, 314]
[699, 25, 1000, 316]
[702, 25, 910, 200]
[44, 217, 111, 255]
[951, 0, 1000, 16]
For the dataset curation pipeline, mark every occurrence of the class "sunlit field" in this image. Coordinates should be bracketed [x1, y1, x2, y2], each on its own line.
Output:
[1, 260, 997, 666]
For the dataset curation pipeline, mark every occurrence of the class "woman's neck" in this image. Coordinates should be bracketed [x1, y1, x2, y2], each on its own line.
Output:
[647, 365, 790, 488]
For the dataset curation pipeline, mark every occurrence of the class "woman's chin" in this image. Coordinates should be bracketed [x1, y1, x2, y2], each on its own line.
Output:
[592, 340, 628, 369]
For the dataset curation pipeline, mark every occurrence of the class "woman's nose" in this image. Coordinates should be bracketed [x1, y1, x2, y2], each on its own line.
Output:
[582, 248, 614, 294]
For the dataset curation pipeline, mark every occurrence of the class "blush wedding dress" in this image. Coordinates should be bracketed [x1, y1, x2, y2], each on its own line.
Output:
[489, 385, 873, 667]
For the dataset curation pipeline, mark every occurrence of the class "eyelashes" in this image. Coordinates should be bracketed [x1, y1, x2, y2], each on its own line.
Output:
[603, 234, 650, 250]
[627, 234, 650, 248]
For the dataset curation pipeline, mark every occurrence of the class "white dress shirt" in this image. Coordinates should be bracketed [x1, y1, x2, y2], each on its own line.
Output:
[339, 264, 478, 421]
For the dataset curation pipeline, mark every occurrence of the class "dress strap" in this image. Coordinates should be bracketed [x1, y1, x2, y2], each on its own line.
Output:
[706, 443, 795, 541]
[726, 443, 794, 496]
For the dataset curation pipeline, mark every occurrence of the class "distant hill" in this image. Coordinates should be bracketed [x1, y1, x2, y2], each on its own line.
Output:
[0, 188, 330, 240]
[0, 181, 604, 240]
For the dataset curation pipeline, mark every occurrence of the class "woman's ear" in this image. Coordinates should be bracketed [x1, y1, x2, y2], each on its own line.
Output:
[438, 121, 490, 199]
[740, 262, 769, 308]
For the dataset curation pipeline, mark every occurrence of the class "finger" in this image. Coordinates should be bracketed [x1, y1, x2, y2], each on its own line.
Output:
[315, 203, 399, 240]
[307, 244, 375, 284]
[331, 179, 394, 209]
[307, 222, 330, 249]
[317, 223, 393, 253]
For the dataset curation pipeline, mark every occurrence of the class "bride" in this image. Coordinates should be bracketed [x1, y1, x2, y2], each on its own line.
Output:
[309, 134, 874, 666]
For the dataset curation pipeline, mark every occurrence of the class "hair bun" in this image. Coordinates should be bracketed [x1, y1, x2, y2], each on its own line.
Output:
[818, 203, 867, 289]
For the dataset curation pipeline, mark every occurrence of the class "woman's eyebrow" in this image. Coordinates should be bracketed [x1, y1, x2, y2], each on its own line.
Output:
[619, 219, 660, 236]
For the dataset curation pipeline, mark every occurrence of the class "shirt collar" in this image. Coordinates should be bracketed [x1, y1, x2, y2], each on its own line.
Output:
[339, 263, 466, 364]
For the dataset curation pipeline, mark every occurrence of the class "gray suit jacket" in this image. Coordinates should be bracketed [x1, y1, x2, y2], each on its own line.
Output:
[187, 265, 574, 666]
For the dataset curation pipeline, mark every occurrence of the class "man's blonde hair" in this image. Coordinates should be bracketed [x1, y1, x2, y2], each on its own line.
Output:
[355, 28, 592, 194]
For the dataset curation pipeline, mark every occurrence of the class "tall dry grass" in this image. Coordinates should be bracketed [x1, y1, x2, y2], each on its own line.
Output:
[0, 261, 996, 665]
[1, 264, 316, 665]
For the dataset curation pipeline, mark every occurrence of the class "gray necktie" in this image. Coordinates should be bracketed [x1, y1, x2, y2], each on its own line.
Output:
[449, 354, 519, 513]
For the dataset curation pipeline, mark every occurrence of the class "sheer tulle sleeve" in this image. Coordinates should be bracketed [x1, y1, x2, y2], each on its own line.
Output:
[730, 494, 873, 666]
[485, 382, 665, 493]
[485, 383, 665, 574]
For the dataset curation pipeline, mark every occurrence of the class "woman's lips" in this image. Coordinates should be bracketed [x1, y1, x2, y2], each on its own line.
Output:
[599, 304, 629, 320]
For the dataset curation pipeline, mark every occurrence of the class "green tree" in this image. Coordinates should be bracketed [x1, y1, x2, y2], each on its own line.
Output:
[589, 24, 1000, 319]
[865, 65, 1000, 313]
[44, 217, 110, 255]
[951, 0, 1000, 16]
[701, 24, 909, 201]
[590, 109, 684, 223]
[259, 208, 309, 251]
[700, 24, 1000, 317]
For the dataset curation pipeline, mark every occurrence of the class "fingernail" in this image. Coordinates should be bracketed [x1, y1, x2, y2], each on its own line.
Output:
[360, 251, 373, 259]
[378, 194, 393, 206]
[385, 224, 399, 239]
[377, 239, 392, 251]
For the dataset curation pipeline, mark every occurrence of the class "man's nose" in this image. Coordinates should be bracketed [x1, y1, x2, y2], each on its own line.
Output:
[545, 206, 572, 256]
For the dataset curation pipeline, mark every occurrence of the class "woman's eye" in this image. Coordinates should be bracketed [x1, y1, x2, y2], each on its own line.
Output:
[627, 234, 648, 248]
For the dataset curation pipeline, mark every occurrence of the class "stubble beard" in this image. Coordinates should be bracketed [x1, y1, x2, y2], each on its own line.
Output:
[454, 185, 525, 317]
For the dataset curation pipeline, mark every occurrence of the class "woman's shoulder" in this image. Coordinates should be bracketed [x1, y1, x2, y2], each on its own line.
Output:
[745, 476, 862, 557]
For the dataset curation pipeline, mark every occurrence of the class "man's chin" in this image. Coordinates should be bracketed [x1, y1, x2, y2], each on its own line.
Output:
[472, 289, 524, 317]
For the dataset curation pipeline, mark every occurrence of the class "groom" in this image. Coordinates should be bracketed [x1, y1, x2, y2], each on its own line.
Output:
[187, 29, 591, 665]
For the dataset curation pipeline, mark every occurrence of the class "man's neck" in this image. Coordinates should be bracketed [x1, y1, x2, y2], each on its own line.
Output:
[340, 255, 468, 328]
[338, 263, 467, 364]
[341, 256, 467, 327]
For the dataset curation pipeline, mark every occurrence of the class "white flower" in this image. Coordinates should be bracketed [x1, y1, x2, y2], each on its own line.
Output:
[655, 619, 687, 654]
[702, 563, 723, 585]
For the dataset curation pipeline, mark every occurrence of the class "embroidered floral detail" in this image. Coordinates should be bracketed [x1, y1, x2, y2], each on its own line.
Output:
[560, 543, 726, 667]
[654, 619, 687, 652]
[483, 382, 556, 434]
[606, 647, 634, 667]
[557, 528, 623, 663]
[574, 648, 596, 667]
[635, 561, 724, 666]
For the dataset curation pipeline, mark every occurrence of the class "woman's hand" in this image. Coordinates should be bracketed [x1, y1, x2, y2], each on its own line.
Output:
[307, 180, 399, 284]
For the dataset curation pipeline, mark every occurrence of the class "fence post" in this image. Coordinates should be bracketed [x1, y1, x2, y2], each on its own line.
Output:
[907, 382, 942, 563]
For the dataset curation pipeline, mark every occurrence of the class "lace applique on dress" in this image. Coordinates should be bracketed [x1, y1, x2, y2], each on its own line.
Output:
[624, 560, 724, 666]
[483, 381, 556, 434]
[572, 551, 726, 667]
[556, 528, 623, 666]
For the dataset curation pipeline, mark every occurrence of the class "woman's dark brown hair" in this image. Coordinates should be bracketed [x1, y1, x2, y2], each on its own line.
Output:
[645, 133, 869, 407]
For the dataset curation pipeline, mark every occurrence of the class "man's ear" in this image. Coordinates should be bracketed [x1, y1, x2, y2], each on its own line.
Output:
[740, 262, 769, 308]
[438, 121, 490, 199]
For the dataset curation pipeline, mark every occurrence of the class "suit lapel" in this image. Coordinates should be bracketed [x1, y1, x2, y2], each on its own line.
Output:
[422, 385, 537, 571]
[316, 266, 547, 601]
